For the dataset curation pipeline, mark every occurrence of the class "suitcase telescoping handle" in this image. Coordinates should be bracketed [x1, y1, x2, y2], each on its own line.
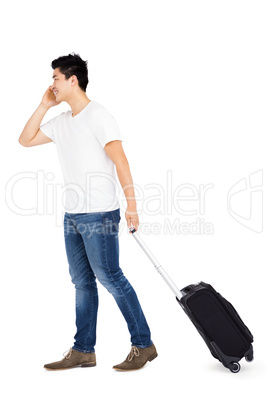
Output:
[130, 228, 183, 300]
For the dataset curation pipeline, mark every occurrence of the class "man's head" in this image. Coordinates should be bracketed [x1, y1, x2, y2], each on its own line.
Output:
[51, 53, 88, 102]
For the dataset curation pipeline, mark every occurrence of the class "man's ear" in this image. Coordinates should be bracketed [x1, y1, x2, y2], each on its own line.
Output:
[70, 75, 78, 87]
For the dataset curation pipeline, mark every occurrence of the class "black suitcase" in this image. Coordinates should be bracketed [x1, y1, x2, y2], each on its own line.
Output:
[178, 282, 253, 372]
[130, 228, 254, 373]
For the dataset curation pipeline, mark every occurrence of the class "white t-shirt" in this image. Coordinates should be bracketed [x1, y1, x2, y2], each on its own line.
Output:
[40, 100, 122, 213]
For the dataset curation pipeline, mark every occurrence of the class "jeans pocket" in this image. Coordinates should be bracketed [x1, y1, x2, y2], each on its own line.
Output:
[110, 209, 121, 231]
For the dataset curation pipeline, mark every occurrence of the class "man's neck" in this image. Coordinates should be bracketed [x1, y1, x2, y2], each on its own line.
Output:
[67, 93, 91, 117]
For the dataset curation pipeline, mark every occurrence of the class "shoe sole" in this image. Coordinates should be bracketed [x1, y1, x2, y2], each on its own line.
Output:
[44, 362, 96, 371]
[113, 352, 158, 372]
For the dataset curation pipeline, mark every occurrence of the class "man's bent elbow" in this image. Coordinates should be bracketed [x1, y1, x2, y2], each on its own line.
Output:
[18, 136, 30, 147]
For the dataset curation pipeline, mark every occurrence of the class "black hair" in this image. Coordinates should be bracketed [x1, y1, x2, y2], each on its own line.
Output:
[51, 53, 88, 92]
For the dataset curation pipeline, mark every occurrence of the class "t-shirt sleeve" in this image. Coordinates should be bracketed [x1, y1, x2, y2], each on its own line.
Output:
[92, 108, 122, 147]
[40, 115, 59, 143]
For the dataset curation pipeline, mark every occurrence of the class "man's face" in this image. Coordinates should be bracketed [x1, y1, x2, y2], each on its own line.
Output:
[51, 68, 72, 102]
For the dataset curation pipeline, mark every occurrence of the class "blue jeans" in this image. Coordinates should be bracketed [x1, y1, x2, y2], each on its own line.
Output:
[63, 208, 152, 353]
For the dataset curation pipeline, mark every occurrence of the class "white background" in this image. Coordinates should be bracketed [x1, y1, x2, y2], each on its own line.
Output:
[1, 0, 267, 401]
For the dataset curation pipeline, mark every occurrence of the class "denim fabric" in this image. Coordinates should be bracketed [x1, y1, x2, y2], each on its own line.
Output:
[64, 208, 152, 353]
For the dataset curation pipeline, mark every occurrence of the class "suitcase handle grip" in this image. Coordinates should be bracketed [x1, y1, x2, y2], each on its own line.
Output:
[130, 227, 183, 300]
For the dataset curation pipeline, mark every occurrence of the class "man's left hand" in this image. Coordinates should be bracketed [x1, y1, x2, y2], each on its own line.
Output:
[125, 206, 139, 232]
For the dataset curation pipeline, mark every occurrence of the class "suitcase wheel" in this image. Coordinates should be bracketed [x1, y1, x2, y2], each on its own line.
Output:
[228, 362, 241, 373]
[245, 353, 254, 362]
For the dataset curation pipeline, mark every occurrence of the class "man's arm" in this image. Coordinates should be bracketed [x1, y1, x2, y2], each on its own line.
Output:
[18, 86, 59, 147]
[104, 140, 139, 231]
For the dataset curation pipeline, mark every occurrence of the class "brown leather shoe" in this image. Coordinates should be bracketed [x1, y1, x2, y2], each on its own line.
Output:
[113, 344, 158, 371]
[44, 348, 96, 371]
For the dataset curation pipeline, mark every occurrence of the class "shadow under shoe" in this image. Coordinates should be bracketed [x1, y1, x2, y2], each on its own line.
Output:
[44, 348, 96, 371]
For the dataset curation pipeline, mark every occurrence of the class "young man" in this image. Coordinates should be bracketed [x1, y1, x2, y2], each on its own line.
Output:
[19, 53, 157, 371]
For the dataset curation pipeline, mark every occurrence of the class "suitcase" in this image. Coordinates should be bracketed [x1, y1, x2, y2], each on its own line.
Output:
[130, 228, 254, 373]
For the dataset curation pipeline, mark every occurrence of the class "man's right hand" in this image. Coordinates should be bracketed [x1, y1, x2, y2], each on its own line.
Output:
[18, 86, 61, 147]
[41, 86, 61, 108]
